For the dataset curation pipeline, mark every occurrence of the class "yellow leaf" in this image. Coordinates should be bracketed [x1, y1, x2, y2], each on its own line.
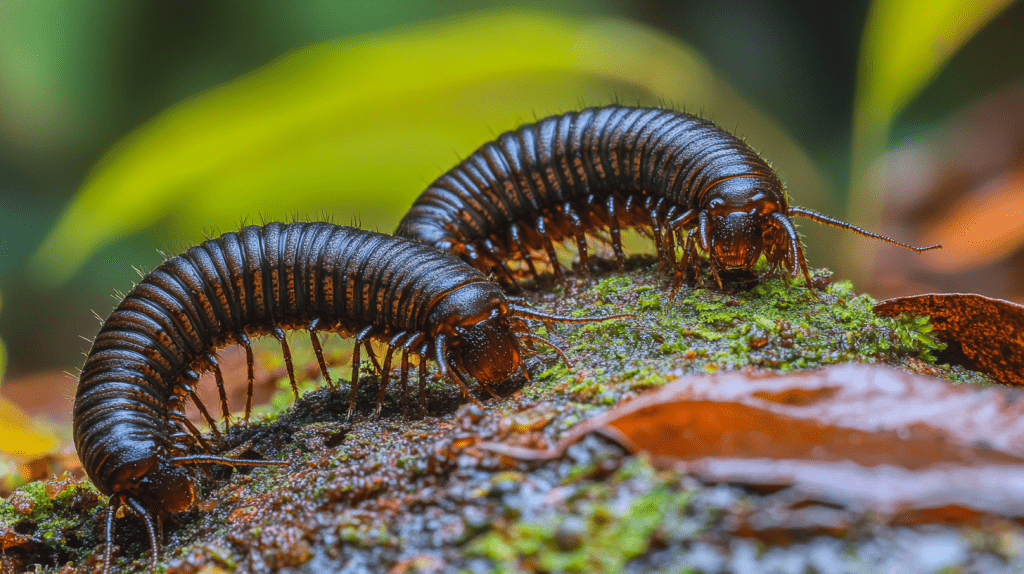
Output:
[0, 291, 5, 388]
[0, 396, 58, 459]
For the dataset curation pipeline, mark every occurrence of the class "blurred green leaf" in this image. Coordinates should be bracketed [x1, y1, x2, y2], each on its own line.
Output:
[32, 9, 825, 284]
[0, 0, 132, 156]
[846, 0, 1014, 279]
[854, 0, 1013, 135]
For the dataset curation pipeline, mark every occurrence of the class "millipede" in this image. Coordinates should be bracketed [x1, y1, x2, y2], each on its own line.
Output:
[73, 221, 626, 573]
[396, 105, 940, 289]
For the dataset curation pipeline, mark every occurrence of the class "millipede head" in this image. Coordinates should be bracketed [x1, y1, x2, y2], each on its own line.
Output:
[698, 178, 784, 271]
[451, 311, 524, 386]
[108, 451, 198, 515]
[430, 281, 524, 387]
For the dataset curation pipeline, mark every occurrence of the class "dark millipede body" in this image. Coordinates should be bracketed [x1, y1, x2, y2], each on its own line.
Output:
[74, 222, 625, 573]
[397, 105, 940, 288]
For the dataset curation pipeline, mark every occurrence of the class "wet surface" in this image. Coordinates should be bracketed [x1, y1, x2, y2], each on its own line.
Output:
[2, 259, 1018, 574]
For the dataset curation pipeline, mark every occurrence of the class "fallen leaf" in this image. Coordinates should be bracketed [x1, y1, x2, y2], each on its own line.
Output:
[479, 364, 1024, 520]
[0, 396, 58, 458]
[874, 293, 1024, 385]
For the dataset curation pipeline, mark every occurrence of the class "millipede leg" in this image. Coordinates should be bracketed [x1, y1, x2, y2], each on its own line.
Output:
[205, 352, 231, 429]
[175, 412, 213, 453]
[348, 326, 374, 415]
[669, 209, 697, 280]
[418, 343, 429, 417]
[364, 340, 383, 374]
[770, 211, 819, 295]
[605, 195, 626, 267]
[510, 223, 540, 280]
[481, 238, 518, 287]
[665, 219, 678, 268]
[536, 215, 563, 283]
[795, 242, 816, 298]
[671, 230, 704, 290]
[398, 333, 424, 421]
[400, 349, 410, 421]
[240, 332, 255, 424]
[374, 333, 407, 417]
[708, 254, 724, 289]
[348, 340, 361, 416]
[309, 318, 335, 389]
[565, 203, 589, 275]
[648, 199, 666, 270]
[684, 232, 703, 286]
[374, 352, 392, 418]
[272, 326, 299, 400]
[669, 229, 686, 295]
[448, 359, 482, 407]
[188, 389, 222, 440]
[493, 257, 520, 287]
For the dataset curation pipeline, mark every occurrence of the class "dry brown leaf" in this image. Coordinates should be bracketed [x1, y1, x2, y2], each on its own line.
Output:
[874, 292, 1024, 385]
[480, 364, 1024, 520]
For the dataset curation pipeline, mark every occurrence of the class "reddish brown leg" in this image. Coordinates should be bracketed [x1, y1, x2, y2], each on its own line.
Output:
[399, 349, 410, 421]
[308, 318, 334, 389]
[564, 202, 589, 275]
[647, 198, 666, 269]
[364, 340, 382, 374]
[398, 333, 424, 421]
[187, 388, 222, 441]
[348, 325, 374, 415]
[688, 232, 704, 285]
[605, 195, 626, 267]
[272, 326, 299, 400]
[480, 238, 519, 288]
[170, 402, 214, 453]
[510, 223, 540, 280]
[239, 332, 255, 424]
[204, 352, 231, 429]
[374, 333, 408, 417]
[664, 217, 678, 268]
[417, 342, 429, 418]
[535, 214, 564, 283]
[348, 340, 361, 415]
[708, 251, 724, 289]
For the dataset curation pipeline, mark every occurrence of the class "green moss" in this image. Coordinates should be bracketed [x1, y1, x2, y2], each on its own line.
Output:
[539, 269, 980, 402]
[0, 476, 105, 558]
[467, 458, 696, 574]
[0, 480, 74, 524]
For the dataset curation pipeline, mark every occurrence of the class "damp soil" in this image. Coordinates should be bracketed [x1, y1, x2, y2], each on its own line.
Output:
[2, 256, 1018, 574]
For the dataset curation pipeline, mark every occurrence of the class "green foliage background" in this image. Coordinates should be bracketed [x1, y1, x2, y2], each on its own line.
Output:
[0, 0, 1020, 379]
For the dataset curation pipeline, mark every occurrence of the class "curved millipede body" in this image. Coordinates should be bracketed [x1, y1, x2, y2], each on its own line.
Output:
[74, 222, 625, 573]
[397, 105, 940, 288]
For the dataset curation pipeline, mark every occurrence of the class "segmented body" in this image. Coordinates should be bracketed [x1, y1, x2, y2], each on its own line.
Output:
[74, 222, 617, 572]
[397, 105, 938, 288]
